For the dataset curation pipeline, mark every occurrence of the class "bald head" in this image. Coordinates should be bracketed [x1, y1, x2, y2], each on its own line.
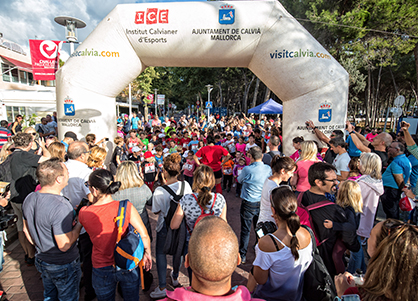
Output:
[67, 141, 88, 160]
[188, 216, 239, 282]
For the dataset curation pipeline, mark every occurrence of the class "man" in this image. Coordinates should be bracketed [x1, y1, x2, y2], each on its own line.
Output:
[329, 137, 350, 181]
[45, 114, 58, 136]
[253, 128, 264, 150]
[0, 120, 11, 149]
[131, 112, 140, 131]
[306, 120, 344, 164]
[10, 132, 50, 265]
[262, 135, 281, 166]
[346, 125, 362, 158]
[300, 162, 359, 276]
[163, 216, 263, 301]
[61, 141, 95, 301]
[23, 159, 82, 300]
[237, 146, 271, 263]
[346, 122, 392, 169]
[37, 117, 55, 138]
[380, 141, 411, 219]
[61, 131, 78, 151]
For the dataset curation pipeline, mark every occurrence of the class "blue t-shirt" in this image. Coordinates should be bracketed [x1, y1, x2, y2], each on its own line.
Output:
[233, 130, 242, 138]
[131, 117, 140, 129]
[188, 140, 199, 153]
[382, 154, 412, 189]
[408, 154, 418, 189]
[346, 135, 362, 157]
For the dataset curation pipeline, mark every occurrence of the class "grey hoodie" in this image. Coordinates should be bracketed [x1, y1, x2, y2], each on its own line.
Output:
[356, 175, 384, 238]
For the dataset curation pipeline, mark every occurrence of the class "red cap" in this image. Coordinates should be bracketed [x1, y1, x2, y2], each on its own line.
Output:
[144, 151, 153, 159]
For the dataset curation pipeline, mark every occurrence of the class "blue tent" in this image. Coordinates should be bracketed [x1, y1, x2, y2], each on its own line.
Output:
[248, 98, 283, 114]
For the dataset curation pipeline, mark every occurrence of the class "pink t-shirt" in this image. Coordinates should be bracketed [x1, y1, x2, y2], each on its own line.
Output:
[164, 286, 264, 301]
[366, 133, 378, 142]
[295, 160, 317, 192]
[183, 159, 198, 177]
[236, 143, 246, 154]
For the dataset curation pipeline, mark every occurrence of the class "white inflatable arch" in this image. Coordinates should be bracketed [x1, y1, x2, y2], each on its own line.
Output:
[56, 1, 348, 154]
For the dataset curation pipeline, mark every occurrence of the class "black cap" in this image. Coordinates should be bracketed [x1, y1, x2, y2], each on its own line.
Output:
[64, 131, 78, 141]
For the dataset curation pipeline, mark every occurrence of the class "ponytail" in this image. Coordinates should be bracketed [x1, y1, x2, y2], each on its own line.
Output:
[192, 165, 216, 207]
[271, 187, 301, 260]
[198, 186, 212, 207]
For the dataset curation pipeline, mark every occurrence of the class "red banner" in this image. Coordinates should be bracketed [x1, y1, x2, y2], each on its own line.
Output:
[29, 40, 63, 80]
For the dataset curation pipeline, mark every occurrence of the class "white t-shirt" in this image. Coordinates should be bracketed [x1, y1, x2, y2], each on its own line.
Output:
[333, 152, 350, 176]
[253, 234, 313, 301]
[257, 179, 279, 225]
[180, 192, 226, 235]
[152, 181, 193, 232]
[245, 142, 257, 152]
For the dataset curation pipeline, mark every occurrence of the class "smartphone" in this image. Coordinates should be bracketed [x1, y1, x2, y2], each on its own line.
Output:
[1, 184, 10, 198]
[75, 198, 89, 215]
[105, 138, 109, 141]
[341, 295, 361, 301]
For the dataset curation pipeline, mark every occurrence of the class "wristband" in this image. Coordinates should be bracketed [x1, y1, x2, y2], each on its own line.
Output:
[350, 131, 355, 135]
[313, 126, 318, 130]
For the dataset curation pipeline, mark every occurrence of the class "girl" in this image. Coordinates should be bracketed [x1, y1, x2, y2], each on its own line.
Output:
[221, 154, 235, 193]
[235, 136, 246, 154]
[141, 151, 159, 192]
[110, 137, 124, 175]
[347, 157, 361, 181]
[126, 129, 142, 153]
[323, 180, 363, 274]
[233, 156, 246, 197]
[182, 151, 199, 187]
[289, 136, 304, 161]
[248, 187, 312, 300]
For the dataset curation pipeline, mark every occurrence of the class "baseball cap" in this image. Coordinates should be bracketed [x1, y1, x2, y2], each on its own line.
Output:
[144, 151, 153, 159]
[64, 131, 78, 141]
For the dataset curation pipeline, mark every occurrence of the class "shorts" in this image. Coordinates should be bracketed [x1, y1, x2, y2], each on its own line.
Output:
[214, 169, 223, 179]
[11, 202, 23, 231]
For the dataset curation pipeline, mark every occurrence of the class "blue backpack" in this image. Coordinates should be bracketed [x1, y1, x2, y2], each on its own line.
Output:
[114, 200, 145, 287]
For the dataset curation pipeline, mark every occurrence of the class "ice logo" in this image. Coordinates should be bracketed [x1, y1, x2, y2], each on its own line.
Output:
[64, 96, 75, 116]
[318, 101, 332, 123]
[39, 40, 60, 59]
[219, 5, 235, 25]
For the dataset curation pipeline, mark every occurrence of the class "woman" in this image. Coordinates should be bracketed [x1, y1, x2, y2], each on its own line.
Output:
[10, 115, 23, 135]
[349, 152, 384, 274]
[79, 169, 152, 301]
[171, 165, 227, 232]
[47, 142, 66, 161]
[85, 133, 107, 150]
[150, 153, 193, 299]
[0, 141, 13, 164]
[87, 146, 107, 171]
[290, 141, 321, 195]
[335, 220, 418, 301]
[196, 135, 230, 194]
[248, 187, 313, 301]
[0, 141, 14, 182]
[289, 136, 304, 161]
[23, 127, 41, 154]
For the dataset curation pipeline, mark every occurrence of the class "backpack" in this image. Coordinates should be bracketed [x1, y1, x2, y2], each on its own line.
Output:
[114, 200, 145, 289]
[297, 191, 335, 247]
[191, 193, 216, 229]
[161, 181, 187, 256]
[301, 225, 337, 301]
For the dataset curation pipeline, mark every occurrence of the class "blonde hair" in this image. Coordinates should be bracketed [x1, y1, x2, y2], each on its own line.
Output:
[87, 146, 107, 168]
[48, 142, 66, 161]
[192, 165, 216, 207]
[0, 141, 14, 163]
[114, 136, 124, 144]
[299, 140, 319, 161]
[360, 152, 382, 180]
[336, 180, 363, 213]
[115, 161, 144, 190]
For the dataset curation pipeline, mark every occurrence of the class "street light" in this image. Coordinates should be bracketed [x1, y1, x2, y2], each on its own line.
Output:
[54, 16, 86, 55]
[205, 84, 213, 118]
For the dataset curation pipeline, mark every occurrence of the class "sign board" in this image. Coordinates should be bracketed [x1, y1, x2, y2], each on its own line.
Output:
[157, 94, 165, 105]
[392, 107, 402, 118]
[205, 101, 213, 109]
[394, 95, 405, 107]
[29, 39, 63, 80]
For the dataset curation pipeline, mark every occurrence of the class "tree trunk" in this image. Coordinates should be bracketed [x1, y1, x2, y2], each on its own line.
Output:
[365, 65, 371, 126]
[252, 77, 260, 108]
[264, 86, 271, 102]
[415, 44, 418, 106]
[218, 81, 223, 108]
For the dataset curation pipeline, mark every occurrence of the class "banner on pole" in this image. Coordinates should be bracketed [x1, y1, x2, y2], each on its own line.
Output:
[29, 39, 63, 80]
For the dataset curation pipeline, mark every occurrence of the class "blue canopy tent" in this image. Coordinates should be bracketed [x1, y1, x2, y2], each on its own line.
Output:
[248, 98, 283, 114]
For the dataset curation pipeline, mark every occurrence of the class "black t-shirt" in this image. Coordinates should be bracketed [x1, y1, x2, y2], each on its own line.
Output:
[111, 146, 123, 166]
[10, 149, 41, 204]
[369, 144, 388, 170]
[141, 161, 158, 182]
[323, 147, 337, 164]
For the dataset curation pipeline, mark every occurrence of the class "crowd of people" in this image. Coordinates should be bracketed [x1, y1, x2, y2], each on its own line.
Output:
[0, 111, 417, 301]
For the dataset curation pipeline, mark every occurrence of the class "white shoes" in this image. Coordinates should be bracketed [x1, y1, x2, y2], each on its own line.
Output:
[150, 286, 167, 299]
[171, 270, 179, 287]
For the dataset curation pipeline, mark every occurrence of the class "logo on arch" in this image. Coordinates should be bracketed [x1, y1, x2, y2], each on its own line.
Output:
[135, 8, 169, 24]
[219, 5, 235, 24]
[64, 96, 75, 116]
[318, 101, 332, 123]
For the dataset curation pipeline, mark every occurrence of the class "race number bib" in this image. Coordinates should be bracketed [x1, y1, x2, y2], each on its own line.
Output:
[144, 163, 156, 174]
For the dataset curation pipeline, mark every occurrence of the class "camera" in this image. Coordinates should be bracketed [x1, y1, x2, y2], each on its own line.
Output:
[0, 207, 17, 231]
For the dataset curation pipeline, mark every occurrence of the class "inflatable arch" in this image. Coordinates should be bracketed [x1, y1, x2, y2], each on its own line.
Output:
[56, 0, 348, 154]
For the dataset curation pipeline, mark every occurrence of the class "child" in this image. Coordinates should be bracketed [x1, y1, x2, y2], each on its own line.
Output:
[323, 180, 363, 274]
[126, 129, 142, 153]
[110, 136, 124, 175]
[117, 123, 125, 138]
[222, 155, 234, 193]
[188, 135, 199, 154]
[141, 151, 159, 192]
[168, 140, 178, 154]
[233, 157, 247, 197]
[222, 133, 236, 156]
[235, 136, 246, 154]
[128, 146, 143, 171]
[182, 151, 199, 187]
[347, 157, 361, 181]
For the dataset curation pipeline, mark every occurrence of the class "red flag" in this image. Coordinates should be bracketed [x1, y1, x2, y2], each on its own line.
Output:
[29, 40, 63, 80]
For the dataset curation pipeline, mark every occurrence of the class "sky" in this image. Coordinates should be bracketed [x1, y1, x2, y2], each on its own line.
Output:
[0, 0, 203, 60]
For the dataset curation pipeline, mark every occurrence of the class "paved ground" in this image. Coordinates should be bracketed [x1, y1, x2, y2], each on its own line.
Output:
[0, 187, 256, 300]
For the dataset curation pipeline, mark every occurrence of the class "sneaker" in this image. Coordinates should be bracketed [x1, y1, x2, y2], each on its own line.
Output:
[170, 270, 179, 287]
[240, 254, 246, 264]
[150, 287, 167, 299]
